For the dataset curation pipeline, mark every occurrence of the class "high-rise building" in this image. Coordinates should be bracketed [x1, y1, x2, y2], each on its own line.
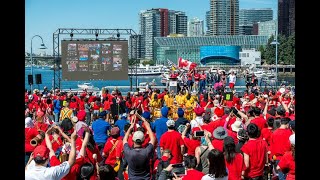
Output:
[205, 11, 212, 35]
[239, 8, 273, 35]
[129, 35, 143, 59]
[239, 8, 273, 25]
[209, 0, 239, 36]
[278, 0, 295, 36]
[188, 18, 204, 37]
[169, 10, 188, 36]
[140, 8, 187, 60]
[258, 20, 277, 37]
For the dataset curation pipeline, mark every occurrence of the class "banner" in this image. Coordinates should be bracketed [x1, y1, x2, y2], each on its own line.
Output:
[178, 57, 197, 70]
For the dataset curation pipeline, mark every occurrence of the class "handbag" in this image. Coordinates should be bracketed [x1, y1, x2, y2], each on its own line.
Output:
[109, 140, 120, 172]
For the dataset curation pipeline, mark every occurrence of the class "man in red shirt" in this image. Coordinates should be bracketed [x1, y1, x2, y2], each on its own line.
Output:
[270, 117, 292, 180]
[277, 134, 295, 180]
[181, 155, 205, 180]
[102, 127, 123, 167]
[159, 119, 185, 164]
[250, 107, 267, 133]
[181, 124, 201, 156]
[241, 123, 268, 180]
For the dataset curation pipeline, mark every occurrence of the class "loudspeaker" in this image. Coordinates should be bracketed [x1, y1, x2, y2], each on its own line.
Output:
[28, 75, 33, 85]
[35, 74, 42, 84]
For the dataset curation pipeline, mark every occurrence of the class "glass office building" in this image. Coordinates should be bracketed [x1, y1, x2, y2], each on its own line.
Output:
[154, 35, 269, 65]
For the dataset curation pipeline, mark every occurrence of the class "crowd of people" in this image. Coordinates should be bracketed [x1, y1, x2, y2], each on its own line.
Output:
[25, 69, 295, 180]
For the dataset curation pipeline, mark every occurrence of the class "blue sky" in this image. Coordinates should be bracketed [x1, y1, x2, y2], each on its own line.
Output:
[26, 0, 277, 55]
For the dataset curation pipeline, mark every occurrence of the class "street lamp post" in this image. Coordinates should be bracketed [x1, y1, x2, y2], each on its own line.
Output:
[30, 35, 47, 92]
[271, 34, 279, 88]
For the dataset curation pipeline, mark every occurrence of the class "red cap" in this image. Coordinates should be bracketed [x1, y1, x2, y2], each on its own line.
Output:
[33, 145, 49, 160]
[214, 107, 224, 117]
[77, 110, 86, 121]
[194, 107, 205, 116]
[192, 127, 201, 134]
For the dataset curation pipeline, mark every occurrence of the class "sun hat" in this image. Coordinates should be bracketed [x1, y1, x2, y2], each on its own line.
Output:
[231, 121, 243, 132]
[213, 127, 228, 140]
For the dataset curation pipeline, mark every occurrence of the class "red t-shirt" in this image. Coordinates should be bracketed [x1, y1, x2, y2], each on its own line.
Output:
[69, 101, 78, 110]
[62, 156, 98, 180]
[211, 139, 224, 152]
[25, 127, 39, 152]
[33, 122, 49, 132]
[241, 139, 268, 178]
[187, 73, 192, 80]
[159, 131, 184, 164]
[227, 129, 239, 145]
[143, 99, 150, 112]
[182, 169, 204, 180]
[201, 124, 213, 134]
[78, 100, 85, 110]
[270, 128, 292, 160]
[261, 128, 273, 146]
[194, 73, 200, 81]
[75, 138, 103, 164]
[102, 137, 123, 166]
[225, 153, 246, 180]
[183, 137, 200, 156]
[278, 151, 295, 180]
[49, 135, 63, 152]
[250, 117, 267, 132]
[103, 100, 111, 111]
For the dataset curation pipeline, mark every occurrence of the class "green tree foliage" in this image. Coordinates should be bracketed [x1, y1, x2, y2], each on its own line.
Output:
[262, 34, 295, 65]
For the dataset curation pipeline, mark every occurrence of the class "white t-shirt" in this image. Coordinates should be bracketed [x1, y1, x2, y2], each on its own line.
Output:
[25, 160, 70, 180]
[190, 116, 204, 129]
[201, 174, 228, 180]
[228, 74, 236, 84]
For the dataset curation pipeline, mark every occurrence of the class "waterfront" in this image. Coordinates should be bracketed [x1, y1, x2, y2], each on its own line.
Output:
[25, 67, 295, 92]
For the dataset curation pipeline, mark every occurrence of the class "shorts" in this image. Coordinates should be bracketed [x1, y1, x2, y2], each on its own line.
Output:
[229, 82, 235, 89]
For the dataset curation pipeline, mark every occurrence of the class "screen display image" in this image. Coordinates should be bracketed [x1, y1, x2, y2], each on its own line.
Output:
[61, 40, 128, 80]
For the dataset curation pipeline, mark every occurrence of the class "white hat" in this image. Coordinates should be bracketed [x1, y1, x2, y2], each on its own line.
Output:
[71, 116, 79, 123]
[166, 119, 175, 127]
[289, 134, 295, 145]
[279, 88, 285, 94]
[231, 121, 243, 132]
[132, 131, 145, 143]
[25, 117, 33, 128]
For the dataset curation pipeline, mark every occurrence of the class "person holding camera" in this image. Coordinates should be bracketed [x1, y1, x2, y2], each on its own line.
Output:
[123, 114, 156, 180]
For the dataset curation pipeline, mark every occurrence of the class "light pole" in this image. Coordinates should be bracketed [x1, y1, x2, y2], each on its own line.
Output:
[271, 33, 279, 88]
[30, 35, 47, 92]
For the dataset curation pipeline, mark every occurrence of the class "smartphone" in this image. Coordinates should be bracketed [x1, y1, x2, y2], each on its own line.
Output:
[172, 163, 186, 177]
[194, 131, 204, 137]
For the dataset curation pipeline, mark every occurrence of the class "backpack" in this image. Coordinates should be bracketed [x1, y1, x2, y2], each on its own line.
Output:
[156, 157, 172, 179]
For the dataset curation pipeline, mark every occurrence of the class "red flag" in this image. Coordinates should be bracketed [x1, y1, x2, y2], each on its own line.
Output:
[178, 57, 197, 70]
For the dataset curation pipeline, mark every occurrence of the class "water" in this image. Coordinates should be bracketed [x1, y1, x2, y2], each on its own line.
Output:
[25, 67, 295, 92]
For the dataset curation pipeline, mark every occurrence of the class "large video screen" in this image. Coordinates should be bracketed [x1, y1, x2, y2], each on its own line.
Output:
[61, 40, 128, 80]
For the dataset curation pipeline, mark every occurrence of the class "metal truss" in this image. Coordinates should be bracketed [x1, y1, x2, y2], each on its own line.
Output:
[53, 28, 138, 89]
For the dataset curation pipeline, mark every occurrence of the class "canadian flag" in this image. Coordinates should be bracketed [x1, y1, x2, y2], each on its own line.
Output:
[178, 57, 197, 70]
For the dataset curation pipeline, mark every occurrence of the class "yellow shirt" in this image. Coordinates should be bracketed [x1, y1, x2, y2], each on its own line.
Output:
[151, 99, 162, 108]
[165, 96, 174, 108]
[175, 94, 186, 107]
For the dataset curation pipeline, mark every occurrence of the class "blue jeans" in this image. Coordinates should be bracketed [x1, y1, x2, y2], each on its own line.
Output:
[157, 146, 161, 159]
[53, 112, 60, 123]
[275, 160, 287, 180]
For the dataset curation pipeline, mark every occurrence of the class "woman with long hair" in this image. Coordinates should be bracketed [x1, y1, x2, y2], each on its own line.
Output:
[202, 149, 228, 180]
[223, 136, 245, 180]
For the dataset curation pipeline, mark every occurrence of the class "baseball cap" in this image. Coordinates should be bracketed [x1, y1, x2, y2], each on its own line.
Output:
[194, 106, 205, 116]
[33, 145, 49, 160]
[110, 127, 120, 136]
[99, 111, 107, 117]
[77, 110, 86, 121]
[132, 131, 145, 143]
[71, 116, 79, 123]
[166, 119, 175, 127]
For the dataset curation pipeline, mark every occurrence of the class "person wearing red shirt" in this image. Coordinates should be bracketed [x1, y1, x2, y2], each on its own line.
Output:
[199, 71, 207, 93]
[159, 119, 185, 164]
[261, 117, 274, 147]
[277, 134, 295, 180]
[241, 123, 269, 179]
[181, 124, 201, 156]
[102, 127, 123, 167]
[201, 114, 214, 134]
[187, 69, 194, 90]
[208, 107, 225, 135]
[224, 136, 245, 180]
[103, 96, 111, 113]
[194, 70, 200, 92]
[34, 110, 49, 132]
[78, 96, 85, 111]
[250, 107, 267, 133]
[25, 117, 40, 165]
[270, 117, 292, 180]
[212, 127, 228, 152]
[182, 155, 205, 180]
